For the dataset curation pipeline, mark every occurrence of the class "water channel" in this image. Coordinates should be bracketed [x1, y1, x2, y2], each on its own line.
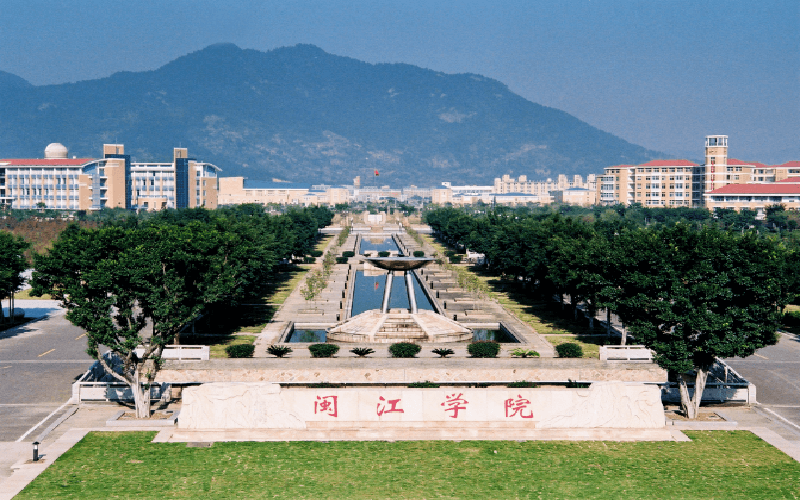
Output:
[285, 236, 518, 343]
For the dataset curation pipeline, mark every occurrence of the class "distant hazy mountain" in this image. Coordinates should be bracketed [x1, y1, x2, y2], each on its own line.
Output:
[0, 43, 667, 186]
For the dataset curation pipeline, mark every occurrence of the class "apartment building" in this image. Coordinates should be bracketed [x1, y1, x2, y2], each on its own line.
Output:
[598, 160, 698, 207]
[493, 174, 596, 196]
[0, 143, 219, 211]
[705, 178, 800, 215]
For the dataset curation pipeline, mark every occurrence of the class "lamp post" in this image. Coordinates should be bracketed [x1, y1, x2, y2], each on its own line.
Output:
[32, 441, 39, 462]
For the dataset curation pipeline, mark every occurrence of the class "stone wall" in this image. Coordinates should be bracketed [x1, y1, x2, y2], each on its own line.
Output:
[178, 382, 666, 430]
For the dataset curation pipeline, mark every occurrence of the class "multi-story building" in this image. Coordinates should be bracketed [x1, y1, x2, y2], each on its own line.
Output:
[0, 143, 219, 211]
[704, 178, 800, 216]
[493, 174, 595, 197]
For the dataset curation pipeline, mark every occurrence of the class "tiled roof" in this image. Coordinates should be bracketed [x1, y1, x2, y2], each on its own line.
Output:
[707, 183, 800, 195]
[639, 159, 699, 167]
[0, 158, 95, 166]
[772, 160, 800, 169]
[777, 177, 800, 183]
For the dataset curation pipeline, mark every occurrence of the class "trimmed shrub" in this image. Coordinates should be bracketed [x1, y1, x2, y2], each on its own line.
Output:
[335, 256, 349, 264]
[350, 347, 375, 357]
[510, 348, 540, 358]
[449, 255, 462, 264]
[555, 343, 583, 358]
[431, 348, 454, 358]
[445, 250, 457, 258]
[307, 382, 342, 388]
[267, 345, 293, 358]
[225, 344, 255, 358]
[309, 343, 340, 358]
[378, 251, 391, 257]
[303, 256, 316, 264]
[408, 381, 440, 388]
[467, 340, 500, 358]
[389, 342, 421, 358]
[310, 250, 324, 258]
[413, 250, 425, 257]
[342, 251, 355, 258]
[507, 381, 540, 388]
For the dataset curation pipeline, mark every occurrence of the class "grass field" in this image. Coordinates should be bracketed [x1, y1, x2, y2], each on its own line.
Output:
[13, 289, 52, 300]
[17, 431, 800, 499]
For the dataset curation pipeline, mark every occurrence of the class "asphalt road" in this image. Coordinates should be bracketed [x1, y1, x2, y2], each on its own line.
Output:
[0, 300, 93, 442]
[725, 331, 800, 432]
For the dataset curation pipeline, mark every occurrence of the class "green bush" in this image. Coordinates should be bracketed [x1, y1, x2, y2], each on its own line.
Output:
[449, 255, 462, 264]
[467, 340, 500, 358]
[413, 250, 425, 257]
[310, 250, 324, 258]
[342, 251, 355, 258]
[308, 343, 340, 358]
[432, 348, 454, 358]
[389, 342, 421, 358]
[507, 381, 540, 388]
[445, 250, 457, 258]
[307, 382, 342, 388]
[510, 348, 540, 358]
[267, 345, 293, 358]
[408, 381, 440, 388]
[335, 256, 349, 264]
[378, 251, 391, 257]
[555, 343, 583, 358]
[303, 256, 316, 264]
[225, 344, 255, 358]
[350, 347, 375, 357]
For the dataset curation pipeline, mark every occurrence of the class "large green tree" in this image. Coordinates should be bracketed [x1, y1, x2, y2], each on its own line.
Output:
[607, 224, 787, 418]
[31, 219, 269, 417]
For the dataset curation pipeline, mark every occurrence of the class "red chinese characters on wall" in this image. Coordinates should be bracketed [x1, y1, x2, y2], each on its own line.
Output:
[376, 396, 404, 416]
[441, 393, 469, 418]
[504, 395, 533, 419]
[314, 395, 338, 417]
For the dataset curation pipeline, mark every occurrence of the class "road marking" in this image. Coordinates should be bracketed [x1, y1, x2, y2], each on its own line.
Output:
[760, 406, 800, 432]
[16, 399, 72, 442]
[75, 333, 86, 340]
[754, 353, 768, 359]
[0, 365, 10, 370]
[37, 349, 55, 357]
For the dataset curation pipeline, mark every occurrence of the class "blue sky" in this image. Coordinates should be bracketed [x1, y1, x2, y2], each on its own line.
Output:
[1, 0, 797, 162]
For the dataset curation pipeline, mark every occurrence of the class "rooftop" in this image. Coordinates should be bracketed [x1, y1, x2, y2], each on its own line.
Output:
[639, 159, 699, 167]
[706, 183, 800, 195]
[0, 158, 95, 166]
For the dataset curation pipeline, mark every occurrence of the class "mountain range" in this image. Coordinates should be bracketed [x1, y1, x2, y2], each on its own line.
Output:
[0, 43, 668, 186]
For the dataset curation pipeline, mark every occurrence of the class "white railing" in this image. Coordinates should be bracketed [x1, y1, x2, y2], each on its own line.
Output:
[133, 345, 209, 361]
[72, 380, 169, 402]
[600, 345, 653, 363]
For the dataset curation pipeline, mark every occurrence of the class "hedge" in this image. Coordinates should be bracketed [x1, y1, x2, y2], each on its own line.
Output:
[308, 343, 340, 358]
[226, 344, 255, 358]
[389, 342, 421, 358]
[467, 340, 500, 358]
[556, 343, 583, 358]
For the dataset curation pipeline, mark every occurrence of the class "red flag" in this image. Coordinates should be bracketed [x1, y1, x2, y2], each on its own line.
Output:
[374, 170, 379, 176]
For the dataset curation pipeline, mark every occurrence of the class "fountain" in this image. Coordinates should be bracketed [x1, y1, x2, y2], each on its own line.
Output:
[327, 256, 472, 343]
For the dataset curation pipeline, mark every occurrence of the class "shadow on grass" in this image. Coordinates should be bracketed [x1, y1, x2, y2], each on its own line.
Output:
[468, 265, 608, 337]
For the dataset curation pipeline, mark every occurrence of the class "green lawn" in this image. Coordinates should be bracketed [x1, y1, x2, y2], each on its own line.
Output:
[14, 288, 52, 300]
[17, 431, 799, 499]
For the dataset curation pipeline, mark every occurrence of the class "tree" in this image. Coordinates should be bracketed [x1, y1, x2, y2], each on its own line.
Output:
[607, 224, 786, 418]
[31, 220, 262, 417]
[0, 232, 30, 322]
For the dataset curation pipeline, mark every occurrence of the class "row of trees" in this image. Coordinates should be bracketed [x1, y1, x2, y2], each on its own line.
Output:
[31, 205, 332, 417]
[425, 207, 798, 418]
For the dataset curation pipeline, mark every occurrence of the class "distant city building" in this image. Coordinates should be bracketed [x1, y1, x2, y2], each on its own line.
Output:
[0, 143, 219, 211]
[597, 136, 800, 210]
[217, 178, 350, 207]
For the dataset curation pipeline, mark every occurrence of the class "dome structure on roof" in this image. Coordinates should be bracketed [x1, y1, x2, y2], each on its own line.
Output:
[44, 143, 68, 159]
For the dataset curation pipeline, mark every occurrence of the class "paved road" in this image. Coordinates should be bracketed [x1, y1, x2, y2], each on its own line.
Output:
[726, 331, 800, 432]
[0, 300, 93, 442]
